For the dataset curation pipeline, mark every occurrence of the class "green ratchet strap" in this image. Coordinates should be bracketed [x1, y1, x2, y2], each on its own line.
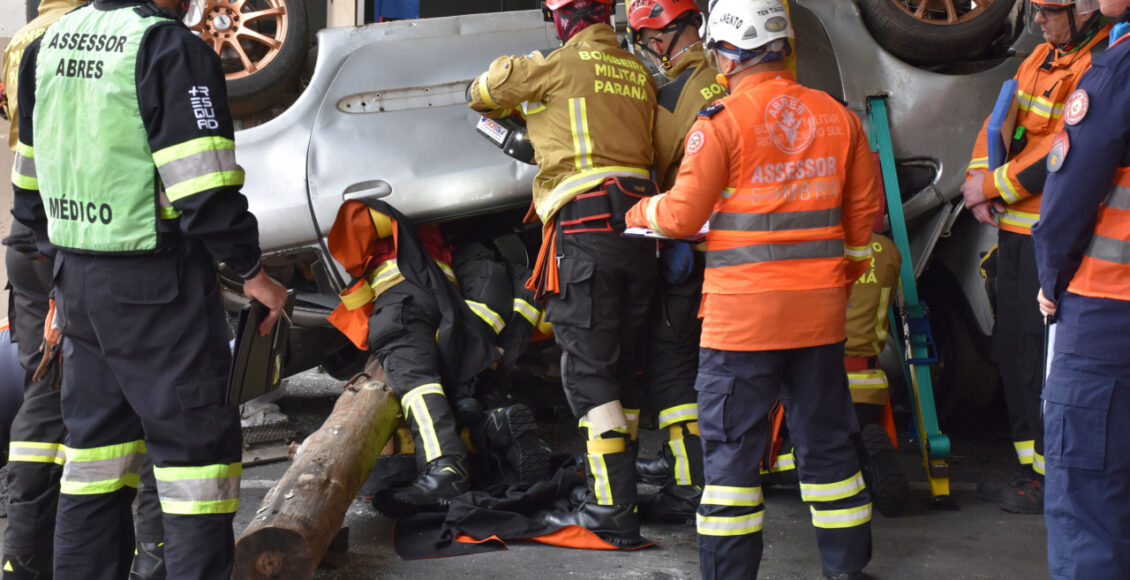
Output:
[866, 94, 952, 502]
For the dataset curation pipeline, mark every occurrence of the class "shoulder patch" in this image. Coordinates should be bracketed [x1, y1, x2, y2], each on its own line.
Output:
[1064, 89, 1089, 126]
[685, 129, 706, 156]
[698, 103, 725, 118]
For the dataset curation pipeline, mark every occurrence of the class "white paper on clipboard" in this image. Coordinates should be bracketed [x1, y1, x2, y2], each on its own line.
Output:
[623, 222, 709, 242]
[1045, 322, 1057, 381]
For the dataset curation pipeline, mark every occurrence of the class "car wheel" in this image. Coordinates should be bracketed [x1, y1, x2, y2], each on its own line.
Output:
[858, 424, 910, 517]
[858, 0, 1017, 65]
[184, 0, 309, 116]
[919, 270, 1000, 428]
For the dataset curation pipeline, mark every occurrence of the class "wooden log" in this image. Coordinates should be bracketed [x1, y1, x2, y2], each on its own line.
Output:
[233, 357, 401, 579]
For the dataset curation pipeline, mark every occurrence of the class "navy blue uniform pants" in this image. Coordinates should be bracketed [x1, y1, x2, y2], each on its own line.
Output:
[52, 245, 240, 580]
[2, 243, 64, 562]
[995, 230, 1045, 471]
[1044, 349, 1130, 579]
[696, 343, 872, 579]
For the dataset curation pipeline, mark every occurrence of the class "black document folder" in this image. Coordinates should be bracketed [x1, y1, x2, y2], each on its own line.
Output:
[227, 293, 293, 406]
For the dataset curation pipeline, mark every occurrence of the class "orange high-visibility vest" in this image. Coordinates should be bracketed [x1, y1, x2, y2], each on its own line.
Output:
[1067, 166, 1130, 301]
[701, 89, 865, 295]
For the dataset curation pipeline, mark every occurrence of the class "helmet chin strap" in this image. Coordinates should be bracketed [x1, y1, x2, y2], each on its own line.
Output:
[1061, 11, 1102, 51]
[660, 40, 703, 77]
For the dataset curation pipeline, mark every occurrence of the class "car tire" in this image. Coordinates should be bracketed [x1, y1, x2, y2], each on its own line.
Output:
[858, 424, 910, 517]
[858, 0, 1017, 65]
[919, 270, 1000, 428]
[186, 0, 309, 116]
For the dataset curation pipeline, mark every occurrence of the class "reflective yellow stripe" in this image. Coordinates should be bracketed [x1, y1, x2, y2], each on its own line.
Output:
[11, 164, 37, 191]
[848, 369, 889, 406]
[568, 97, 593, 171]
[800, 472, 866, 502]
[588, 453, 613, 505]
[657, 404, 698, 429]
[466, 300, 506, 334]
[1017, 90, 1064, 120]
[476, 72, 498, 110]
[810, 503, 872, 529]
[967, 157, 990, 172]
[16, 142, 34, 159]
[669, 438, 693, 486]
[60, 472, 141, 495]
[701, 485, 762, 507]
[537, 167, 651, 223]
[513, 298, 539, 326]
[164, 170, 245, 202]
[1033, 451, 1045, 476]
[435, 260, 457, 284]
[994, 163, 1023, 204]
[1014, 440, 1035, 465]
[401, 383, 446, 462]
[154, 462, 241, 515]
[8, 441, 66, 465]
[12, 142, 37, 191]
[340, 282, 375, 310]
[159, 498, 239, 515]
[871, 287, 892, 353]
[999, 208, 1039, 230]
[61, 440, 147, 495]
[154, 462, 241, 481]
[696, 512, 764, 536]
[645, 194, 670, 238]
[65, 440, 146, 462]
[845, 244, 872, 261]
[152, 136, 235, 166]
[4, 560, 13, 572]
[367, 260, 406, 299]
[770, 452, 795, 473]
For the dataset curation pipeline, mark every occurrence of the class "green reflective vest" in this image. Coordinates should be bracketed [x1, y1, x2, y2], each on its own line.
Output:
[34, 4, 172, 253]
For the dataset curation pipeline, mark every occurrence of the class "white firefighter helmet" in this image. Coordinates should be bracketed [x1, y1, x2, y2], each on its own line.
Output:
[704, 0, 793, 54]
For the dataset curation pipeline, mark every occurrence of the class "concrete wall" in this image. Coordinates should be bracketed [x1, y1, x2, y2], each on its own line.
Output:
[1, 0, 27, 36]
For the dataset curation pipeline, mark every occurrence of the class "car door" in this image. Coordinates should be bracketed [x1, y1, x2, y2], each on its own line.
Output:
[306, 10, 553, 239]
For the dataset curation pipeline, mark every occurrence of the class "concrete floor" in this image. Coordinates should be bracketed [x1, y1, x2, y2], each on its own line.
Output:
[237, 369, 1046, 580]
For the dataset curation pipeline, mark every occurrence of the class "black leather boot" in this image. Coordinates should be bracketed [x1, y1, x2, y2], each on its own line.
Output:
[128, 542, 166, 580]
[635, 454, 672, 486]
[639, 482, 701, 524]
[539, 433, 646, 547]
[373, 455, 470, 517]
[541, 501, 644, 546]
[2, 553, 52, 580]
[478, 404, 550, 484]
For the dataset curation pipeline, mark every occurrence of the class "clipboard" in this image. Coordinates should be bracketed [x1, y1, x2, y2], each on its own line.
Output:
[622, 223, 709, 243]
[988, 79, 1019, 171]
[227, 292, 294, 406]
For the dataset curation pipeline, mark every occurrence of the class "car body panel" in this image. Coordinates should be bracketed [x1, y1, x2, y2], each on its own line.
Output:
[233, 3, 1040, 340]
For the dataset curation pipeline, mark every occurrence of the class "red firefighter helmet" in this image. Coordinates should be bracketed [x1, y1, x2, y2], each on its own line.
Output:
[544, 0, 612, 8]
[627, 0, 699, 34]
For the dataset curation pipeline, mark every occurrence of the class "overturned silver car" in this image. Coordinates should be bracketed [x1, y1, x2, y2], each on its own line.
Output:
[227, 1, 1035, 421]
